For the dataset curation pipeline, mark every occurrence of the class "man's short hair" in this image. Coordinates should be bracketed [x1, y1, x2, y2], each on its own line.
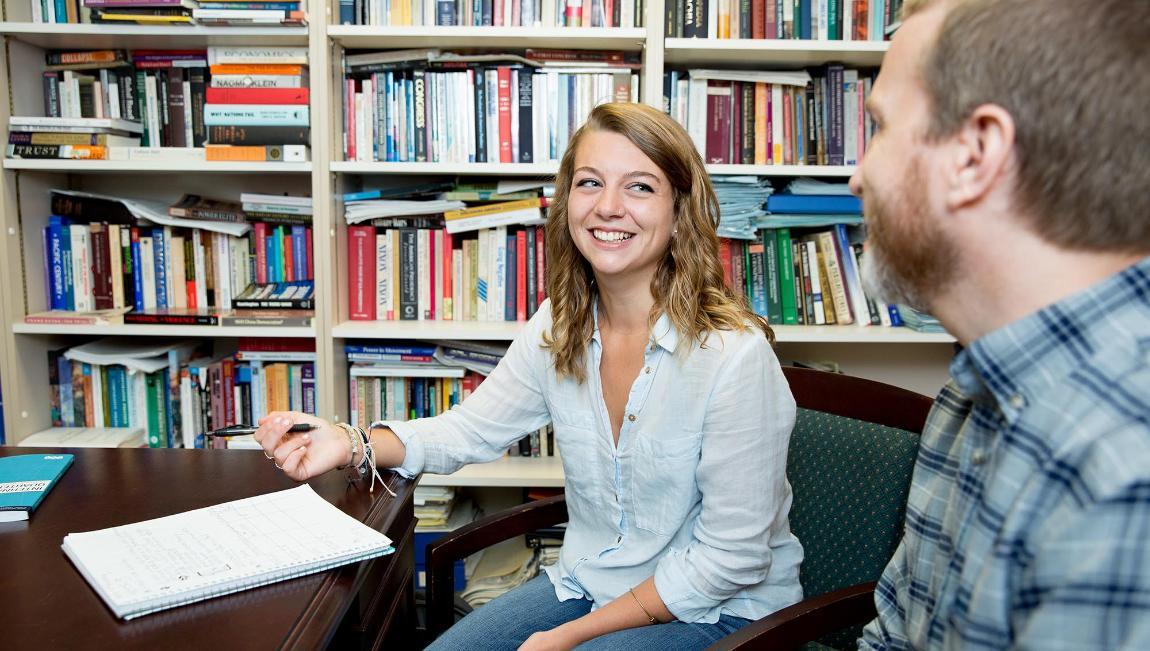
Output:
[902, 0, 1150, 253]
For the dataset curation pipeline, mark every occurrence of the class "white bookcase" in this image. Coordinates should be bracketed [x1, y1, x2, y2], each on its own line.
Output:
[0, 1, 953, 490]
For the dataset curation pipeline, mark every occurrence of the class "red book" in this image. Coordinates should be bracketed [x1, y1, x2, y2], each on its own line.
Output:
[535, 225, 545, 301]
[281, 226, 294, 283]
[222, 358, 236, 426]
[752, 0, 765, 39]
[205, 87, 309, 105]
[765, 0, 778, 39]
[731, 81, 743, 165]
[497, 67, 513, 163]
[254, 222, 268, 284]
[516, 229, 527, 321]
[705, 80, 732, 164]
[347, 225, 376, 320]
[89, 223, 114, 310]
[718, 239, 733, 289]
[782, 87, 793, 165]
[442, 229, 453, 320]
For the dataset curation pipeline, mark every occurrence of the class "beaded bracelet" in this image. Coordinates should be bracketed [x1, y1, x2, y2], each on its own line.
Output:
[336, 423, 394, 497]
[333, 422, 360, 470]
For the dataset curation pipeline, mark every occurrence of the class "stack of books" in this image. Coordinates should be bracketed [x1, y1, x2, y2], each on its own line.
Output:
[665, 0, 901, 40]
[345, 342, 482, 426]
[204, 46, 311, 162]
[7, 117, 142, 160]
[126, 49, 209, 154]
[85, 0, 196, 24]
[192, 0, 306, 25]
[338, 0, 642, 27]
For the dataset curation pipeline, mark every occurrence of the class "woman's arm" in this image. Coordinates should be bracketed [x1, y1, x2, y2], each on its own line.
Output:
[521, 577, 673, 650]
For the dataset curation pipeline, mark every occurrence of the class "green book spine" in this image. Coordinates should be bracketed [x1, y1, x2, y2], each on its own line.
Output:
[764, 229, 784, 324]
[829, 0, 840, 40]
[776, 228, 799, 325]
[145, 372, 166, 448]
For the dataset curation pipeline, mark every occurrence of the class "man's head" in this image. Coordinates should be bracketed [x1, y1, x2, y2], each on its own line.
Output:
[851, 0, 1150, 310]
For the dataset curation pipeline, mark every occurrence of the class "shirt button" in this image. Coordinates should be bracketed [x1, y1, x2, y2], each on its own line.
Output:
[616, 535, 622, 544]
[1008, 393, 1026, 410]
[644, 367, 651, 374]
[627, 414, 636, 422]
[972, 450, 989, 465]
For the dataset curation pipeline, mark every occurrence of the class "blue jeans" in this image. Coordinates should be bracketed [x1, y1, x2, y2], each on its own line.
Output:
[426, 574, 752, 650]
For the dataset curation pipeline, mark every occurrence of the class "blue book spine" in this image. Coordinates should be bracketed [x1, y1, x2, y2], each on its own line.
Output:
[384, 72, 395, 162]
[340, 189, 382, 201]
[436, 0, 456, 24]
[338, 0, 354, 23]
[800, 0, 811, 39]
[58, 221, 75, 311]
[291, 225, 306, 280]
[888, 304, 903, 327]
[47, 218, 68, 310]
[274, 226, 286, 283]
[505, 231, 516, 321]
[106, 366, 123, 427]
[766, 194, 862, 214]
[58, 355, 74, 427]
[53, 0, 66, 22]
[413, 378, 425, 418]
[151, 228, 168, 309]
[131, 235, 144, 312]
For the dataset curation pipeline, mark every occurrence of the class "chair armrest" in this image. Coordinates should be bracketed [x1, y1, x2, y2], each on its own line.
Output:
[425, 494, 569, 638]
[704, 581, 877, 651]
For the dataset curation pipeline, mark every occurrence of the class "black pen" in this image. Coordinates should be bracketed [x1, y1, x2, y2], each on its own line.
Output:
[206, 423, 319, 438]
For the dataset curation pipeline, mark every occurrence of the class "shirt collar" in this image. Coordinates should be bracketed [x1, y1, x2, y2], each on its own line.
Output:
[591, 301, 681, 354]
[963, 255, 1150, 421]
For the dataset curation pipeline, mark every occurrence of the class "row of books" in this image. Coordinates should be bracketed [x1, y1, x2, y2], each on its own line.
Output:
[32, 0, 307, 25]
[41, 216, 313, 314]
[666, 65, 874, 167]
[666, 0, 899, 40]
[12, 47, 311, 162]
[341, 49, 640, 163]
[338, 0, 641, 27]
[45, 338, 317, 449]
[347, 221, 547, 322]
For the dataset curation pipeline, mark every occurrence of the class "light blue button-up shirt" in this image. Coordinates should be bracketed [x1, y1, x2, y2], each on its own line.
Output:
[379, 298, 803, 623]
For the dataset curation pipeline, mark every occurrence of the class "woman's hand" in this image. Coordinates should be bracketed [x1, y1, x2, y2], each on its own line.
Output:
[253, 411, 350, 481]
[518, 626, 581, 651]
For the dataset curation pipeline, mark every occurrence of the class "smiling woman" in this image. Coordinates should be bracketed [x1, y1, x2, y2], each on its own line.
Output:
[254, 102, 802, 651]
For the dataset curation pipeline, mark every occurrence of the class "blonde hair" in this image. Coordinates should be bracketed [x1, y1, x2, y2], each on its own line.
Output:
[542, 102, 773, 383]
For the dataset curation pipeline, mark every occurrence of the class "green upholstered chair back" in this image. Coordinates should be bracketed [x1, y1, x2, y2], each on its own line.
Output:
[781, 367, 933, 650]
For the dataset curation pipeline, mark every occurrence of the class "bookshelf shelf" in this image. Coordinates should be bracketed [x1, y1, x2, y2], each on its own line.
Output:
[0, 23, 309, 49]
[333, 320, 524, 341]
[2, 160, 313, 173]
[328, 26, 647, 51]
[333, 320, 953, 344]
[420, 454, 564, 487]
[664, 38, 889, 67]
[331, 161, 558, 176]
[705, 163, 857, 177]
[12, 323, 315, 338]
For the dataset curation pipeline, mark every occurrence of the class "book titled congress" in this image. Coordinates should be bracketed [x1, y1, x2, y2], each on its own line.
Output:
[61, 484, 394, 620]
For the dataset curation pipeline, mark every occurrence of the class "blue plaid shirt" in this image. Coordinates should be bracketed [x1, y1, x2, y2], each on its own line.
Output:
[862, 256, 1150, 650]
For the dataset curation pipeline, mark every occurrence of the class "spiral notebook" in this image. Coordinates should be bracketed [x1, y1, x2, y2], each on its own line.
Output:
[61, 485, 394, 620]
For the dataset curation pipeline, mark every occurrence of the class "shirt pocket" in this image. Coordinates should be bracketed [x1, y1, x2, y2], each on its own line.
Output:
[555, 427, 603, 517]
[631, 430, 703, 536]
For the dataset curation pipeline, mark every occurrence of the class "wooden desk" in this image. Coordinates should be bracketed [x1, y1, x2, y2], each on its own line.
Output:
[0, 447, 417, 650]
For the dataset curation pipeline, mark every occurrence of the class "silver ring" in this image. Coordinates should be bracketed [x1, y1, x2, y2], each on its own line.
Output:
[274, 461, 283, 470]
[264, 452, 274, 460]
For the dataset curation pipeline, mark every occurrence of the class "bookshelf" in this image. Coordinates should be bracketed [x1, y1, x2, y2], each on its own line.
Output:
[0, 0, 954, 488]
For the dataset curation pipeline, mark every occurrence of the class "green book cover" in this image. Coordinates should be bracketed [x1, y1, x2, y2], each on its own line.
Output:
[776, 228, 799, 325]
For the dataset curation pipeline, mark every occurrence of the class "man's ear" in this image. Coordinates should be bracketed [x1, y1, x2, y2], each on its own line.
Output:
[945, 103, 1016, 212]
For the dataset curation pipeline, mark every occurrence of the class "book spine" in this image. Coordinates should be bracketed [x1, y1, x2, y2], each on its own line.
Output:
[347, 225, 375, 320]
[204, 87, 310, 105]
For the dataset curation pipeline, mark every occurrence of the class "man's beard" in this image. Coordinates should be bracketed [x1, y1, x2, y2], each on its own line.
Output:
[859, 165, 957, 313]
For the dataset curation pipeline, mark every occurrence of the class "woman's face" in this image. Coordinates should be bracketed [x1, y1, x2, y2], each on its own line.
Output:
[566, 130, 675, 290]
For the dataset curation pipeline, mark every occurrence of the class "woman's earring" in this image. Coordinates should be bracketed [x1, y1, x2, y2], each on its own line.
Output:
[673, 229, 678, 235]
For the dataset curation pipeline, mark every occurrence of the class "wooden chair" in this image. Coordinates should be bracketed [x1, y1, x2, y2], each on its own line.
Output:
[424, 367, 933, 649]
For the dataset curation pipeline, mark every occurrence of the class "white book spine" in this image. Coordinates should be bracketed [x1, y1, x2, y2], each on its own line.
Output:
[491, 226, 507, 322]
[806, 240, 826, 325]
[70, 225, 93, 312]
[108, 224, 125, 310]
[192, 230, 207, 309]
[452, 248, 463, 322]
[434, 229, 445, 320]
[377, 231, 392, 320]
[417, 228, 430, 319]
[170, 235, 187, 309]
[140, 236, 157, 311]
[476, 228, 489, 321]
[843, 70, 859, 165]
[91, 365, 104, 428]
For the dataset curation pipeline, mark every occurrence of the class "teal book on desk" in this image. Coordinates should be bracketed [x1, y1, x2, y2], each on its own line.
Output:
[0, 453, 74, 522]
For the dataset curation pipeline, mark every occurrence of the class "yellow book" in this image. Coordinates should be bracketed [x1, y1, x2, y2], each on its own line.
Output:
[94, 13, 194, 23]
[444, 198, 545, 221]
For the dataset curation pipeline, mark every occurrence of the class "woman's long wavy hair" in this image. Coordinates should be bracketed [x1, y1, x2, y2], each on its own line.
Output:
[543, 102, 774, 383]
